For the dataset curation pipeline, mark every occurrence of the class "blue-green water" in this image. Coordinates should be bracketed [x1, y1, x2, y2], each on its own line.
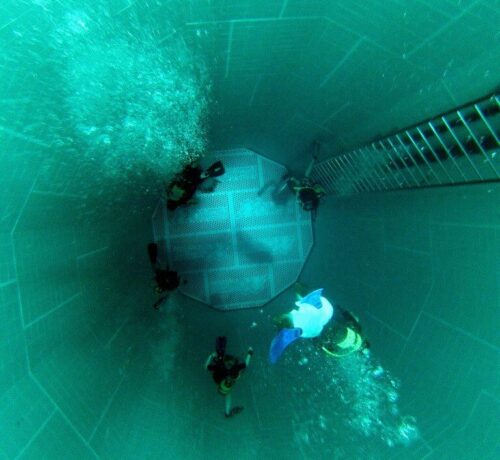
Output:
[1, 1, 498, 459]
[3, 1, 209, 195]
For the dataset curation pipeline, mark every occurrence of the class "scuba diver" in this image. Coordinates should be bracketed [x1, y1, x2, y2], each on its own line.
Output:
[166, 160, 225, 211]
[147, 243, 182, 310]
[205, 336, 253, 418]
[269, 288, 333, 363]
[287, 176, 326, 211]
[270, 283, 368, 362]
[318, 307, 369, 358]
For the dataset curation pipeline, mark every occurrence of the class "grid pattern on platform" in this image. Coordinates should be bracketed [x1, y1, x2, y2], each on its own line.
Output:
[153, 148, 313, 310]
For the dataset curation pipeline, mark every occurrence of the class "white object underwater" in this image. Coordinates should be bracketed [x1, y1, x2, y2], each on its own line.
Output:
[269, 289, 334, 363]
[289, 294, 334, 338]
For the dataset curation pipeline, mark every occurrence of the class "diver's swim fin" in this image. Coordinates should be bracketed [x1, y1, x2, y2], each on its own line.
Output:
[225, 406, 244, 418]
[299, 288, 323, 309]
[269, 327, 302, 364]
[206, 161, 225, 178]
[148, 243, 158, 266]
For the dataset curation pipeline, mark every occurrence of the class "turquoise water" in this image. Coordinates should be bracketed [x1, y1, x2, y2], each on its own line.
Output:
[1, 1, 498, 459]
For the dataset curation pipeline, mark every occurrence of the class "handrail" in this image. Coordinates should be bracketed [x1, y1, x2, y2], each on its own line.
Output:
[310, 93, 499, 196]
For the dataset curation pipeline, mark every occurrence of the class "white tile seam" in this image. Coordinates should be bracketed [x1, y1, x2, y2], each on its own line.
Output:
[77, 246, 109, 260]
[323, 15, 362, 37]
[440, 78, 459, 105]
[321, 101, 351, 126]
[0, 8, 35, 32]
[383, 242, 432, 256]
[24, 292, 81, 330]
[430, 220, 499, 229]
[0, 279, 16, 288]
[10, 168, 43, 237]
[364, 311, 408, 341]
[186, 15, 324, 26]
[11, 234, 28, 334]
[294, 112, 334, 133]
[279, 0, 289, 18]
[13, 408, 57, 460]
[88, 373, 127, 443]
[422, 310, 500, 352]
[405, 0, 483, 57]
[114, 1, 137, 16]
[481, 390, 500, 405]
[454, 391, 484, 435]
[419, 438, 436, 460]
[248, 75, 262, 106]
[320, 37, 364, 88]
[395, 309, 425, 367]
[30, 375, 100, 459]
[104, 318, 129, 350]
[224, 22, 234, 79]
[32, 190, 82, 199]
[0, 125, 51, 148]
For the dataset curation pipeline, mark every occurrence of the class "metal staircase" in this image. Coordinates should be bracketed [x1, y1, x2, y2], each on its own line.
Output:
[310, 93, 500, 196]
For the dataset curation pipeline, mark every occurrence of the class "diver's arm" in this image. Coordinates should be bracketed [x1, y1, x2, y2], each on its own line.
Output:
[205, 352, 216, 369]
[153, 295, 168, 310]
[245, 347, 254, 367]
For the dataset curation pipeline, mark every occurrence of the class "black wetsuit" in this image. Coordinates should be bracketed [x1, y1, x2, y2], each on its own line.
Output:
[208, 356, 246, 387]
[154, 269, 180, 292]
[298, 187, 321, 210]
[166, 161, 225, 211]
[166, 165, 204, 211]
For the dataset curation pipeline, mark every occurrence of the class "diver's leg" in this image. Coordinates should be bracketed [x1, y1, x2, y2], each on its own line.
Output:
[244, 348, 253, 367]
[294, 282, 310, 300]
[224, 393, 244, 418]
[153, 294, 167, 310]
[273, 313, 293, 329]
[224, 393, 232, 417]
[147, 243, 158, 266]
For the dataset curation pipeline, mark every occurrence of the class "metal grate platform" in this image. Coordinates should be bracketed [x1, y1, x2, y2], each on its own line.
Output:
[152, 148, 313, 310]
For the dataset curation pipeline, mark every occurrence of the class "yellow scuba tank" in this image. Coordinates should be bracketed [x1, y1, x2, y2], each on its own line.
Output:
[322, 326, 363, 358]
[218, 377, 234, 395]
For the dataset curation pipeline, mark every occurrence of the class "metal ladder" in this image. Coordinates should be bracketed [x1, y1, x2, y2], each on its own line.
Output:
[310, 93, 500, 196]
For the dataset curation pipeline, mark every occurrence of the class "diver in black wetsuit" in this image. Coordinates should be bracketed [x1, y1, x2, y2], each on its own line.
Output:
[205, 336, 253, 418]
[166, 160, 225, 211]
[147, 243, 181, 310]
[287, 176, 326, 211]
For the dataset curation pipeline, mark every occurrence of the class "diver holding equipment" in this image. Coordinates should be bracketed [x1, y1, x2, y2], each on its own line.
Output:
[166, 160, 225, 211]
[205, 336, 253, 418]
[270, 283, 368, 363]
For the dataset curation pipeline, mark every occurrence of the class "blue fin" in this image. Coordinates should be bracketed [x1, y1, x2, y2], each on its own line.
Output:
[299, 288, 324, 309]
[269, 328, 302, 364]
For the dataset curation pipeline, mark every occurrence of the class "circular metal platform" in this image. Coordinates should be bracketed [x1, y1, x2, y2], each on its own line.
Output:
[152, 148, 313, 310]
